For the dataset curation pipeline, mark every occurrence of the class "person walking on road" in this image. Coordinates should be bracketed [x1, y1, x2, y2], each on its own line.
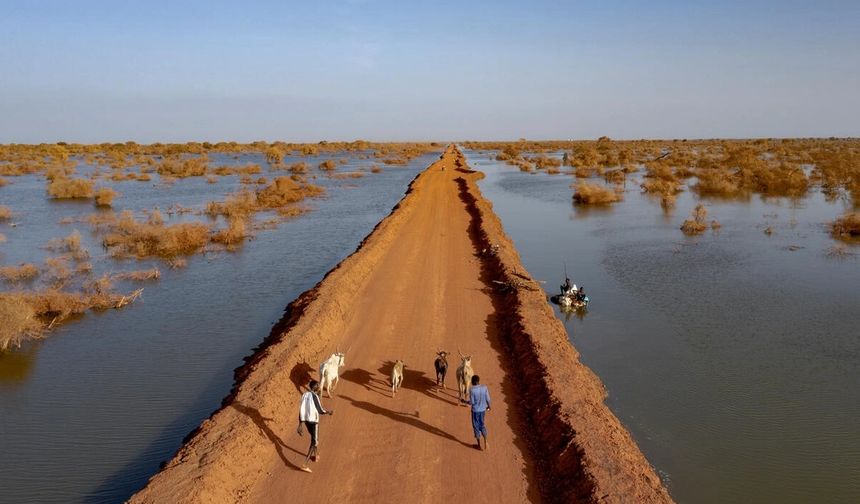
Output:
[468, 375, 491, 450]
[297, 379, 334, 473]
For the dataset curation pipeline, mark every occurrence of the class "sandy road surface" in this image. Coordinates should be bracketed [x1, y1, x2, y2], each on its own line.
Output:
[248, 150, 539, 502]
[131, 146, 672, 504]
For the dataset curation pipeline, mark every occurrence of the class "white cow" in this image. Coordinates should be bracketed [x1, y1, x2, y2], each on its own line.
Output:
[319, 352, 345, 398]
[390, 360, 405, 397]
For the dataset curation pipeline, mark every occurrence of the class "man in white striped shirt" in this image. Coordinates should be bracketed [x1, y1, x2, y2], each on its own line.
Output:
[296, 379, 334, 473]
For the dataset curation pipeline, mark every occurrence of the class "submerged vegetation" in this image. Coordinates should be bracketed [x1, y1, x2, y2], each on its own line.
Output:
[0, 140, 440, 350]
[831, 212, 860, 241]
[572, 182, 623, 205]
[467, 137, 859, 242]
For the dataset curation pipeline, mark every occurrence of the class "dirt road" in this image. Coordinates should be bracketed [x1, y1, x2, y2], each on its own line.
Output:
[244, 147, 537, 502]
[131, 146, 672, 504]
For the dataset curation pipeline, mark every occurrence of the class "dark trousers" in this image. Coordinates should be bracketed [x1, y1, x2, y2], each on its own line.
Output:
[471, 410, 487, 438]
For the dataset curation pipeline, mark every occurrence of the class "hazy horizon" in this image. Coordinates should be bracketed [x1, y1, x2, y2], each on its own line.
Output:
[2, 0, 858, 143]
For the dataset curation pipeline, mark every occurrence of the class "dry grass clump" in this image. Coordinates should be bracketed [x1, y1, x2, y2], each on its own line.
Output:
[0, 295, 44, 351]
[0, 264, 39, 283]
[370, 166, 382, 174]
[830, 212, 860, 240]
[47, 177, 95, 199]
[319, 160, 337, 171]
[0, 205, 11, 220]
[102, 211, 211, 258]
[572, 182, 623, 205]
[211, 217, 248, 247]
[257, 176, 323, 208]
[330, 172, 365, 180]
[94, 187, 119, 207]
[206, 189, 257, 218]
[0, 176, 7, 186]
[0, 286, 143, 351]
[288, 162, 309, 174]
[680, 204, 715, 235]
[156, 156, 208, 178]
[45, 231, 89, 261]
[114, 268, 161, 281]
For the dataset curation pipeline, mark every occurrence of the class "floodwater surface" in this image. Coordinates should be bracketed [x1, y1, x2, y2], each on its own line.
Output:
[0, 151, 437, 503]
[465, 150, 860, 504]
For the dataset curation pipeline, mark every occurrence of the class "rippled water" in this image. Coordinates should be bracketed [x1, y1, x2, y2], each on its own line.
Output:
[0, 152, 437, 503]
[466, 150, 860, 504]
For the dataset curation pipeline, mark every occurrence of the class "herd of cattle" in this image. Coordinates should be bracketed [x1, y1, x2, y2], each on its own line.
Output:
[317, 348, 477, 402]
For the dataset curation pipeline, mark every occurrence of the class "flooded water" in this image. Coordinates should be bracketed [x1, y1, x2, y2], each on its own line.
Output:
[0, 151, 438, 503]
[465, 150, 860, 503]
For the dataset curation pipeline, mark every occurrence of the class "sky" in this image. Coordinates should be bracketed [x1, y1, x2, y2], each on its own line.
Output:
[1, 0, 858, 143]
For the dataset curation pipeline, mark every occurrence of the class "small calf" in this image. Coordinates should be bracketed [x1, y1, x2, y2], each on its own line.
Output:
[391, 360, 405, 397]
[434, 351, 449, 389]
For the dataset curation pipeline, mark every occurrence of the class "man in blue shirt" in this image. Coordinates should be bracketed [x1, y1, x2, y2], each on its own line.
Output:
[468, 375, 491, 450]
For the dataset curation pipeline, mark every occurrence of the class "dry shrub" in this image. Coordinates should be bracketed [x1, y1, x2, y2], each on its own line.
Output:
[206, 175, 218, 184]
[167, 257, 187, 269]
[44, 257, 72, 287]
[277, 206, 309, 219]
[603, 168, 626, 184]
[138, 173, 152, 182]
[47, 177, 95, 199]
[46, 231, 89, 261]
[114, 268, 161, 281]
[694, 168, 742, 196]
[288, 162, 309, 174]
[330, 172, 364, 180]
[0, 205, 11, 220]
[94, 187, 119, 207]
[0, 286, 143, 350]
[370, 166, 382, 174]
[257, 177, 323, 208]
[0, 264, 39, 283]
[0, 295, 44, 351]
[157, 157, 208, 178]
[681, 204, 709, 234]
[206, 190, 257, 218]
[211, 217, 248, 246]
[831, 212, 860, 240]
[572, 182, 623, 205]
[319, 160, 337, 171]
[0, 176, 7, 186]
[102, 211, 211, 258]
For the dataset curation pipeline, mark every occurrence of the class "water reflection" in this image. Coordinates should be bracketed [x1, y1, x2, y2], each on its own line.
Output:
[0, 343, 40, 384]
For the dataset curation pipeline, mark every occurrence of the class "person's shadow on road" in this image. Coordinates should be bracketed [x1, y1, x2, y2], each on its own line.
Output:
[339, 394, 474, 448]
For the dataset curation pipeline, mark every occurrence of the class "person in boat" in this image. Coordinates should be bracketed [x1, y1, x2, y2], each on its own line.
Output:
[561, 277, 575, 295]
[577, 286, 586, 303]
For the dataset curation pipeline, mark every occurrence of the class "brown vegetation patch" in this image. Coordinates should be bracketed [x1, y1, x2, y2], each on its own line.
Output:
[47, 177, 95, 199]
[0, 264, 39, 283]
[319, 159, 337, 171]
[572, 182, 623, 205]
[0, 205, 11, 220]
[94, 187, 119, 207]
[681, 204, 711, 235]
[156, 157, 208, 178]
[114, 268, 161, 281]
[831, 212, 860, 240]
[102, 211, 211, 259]
[211, 217, 249, 247]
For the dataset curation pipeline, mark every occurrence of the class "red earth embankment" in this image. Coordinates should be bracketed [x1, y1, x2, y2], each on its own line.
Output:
[129, 146, 672, 503]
